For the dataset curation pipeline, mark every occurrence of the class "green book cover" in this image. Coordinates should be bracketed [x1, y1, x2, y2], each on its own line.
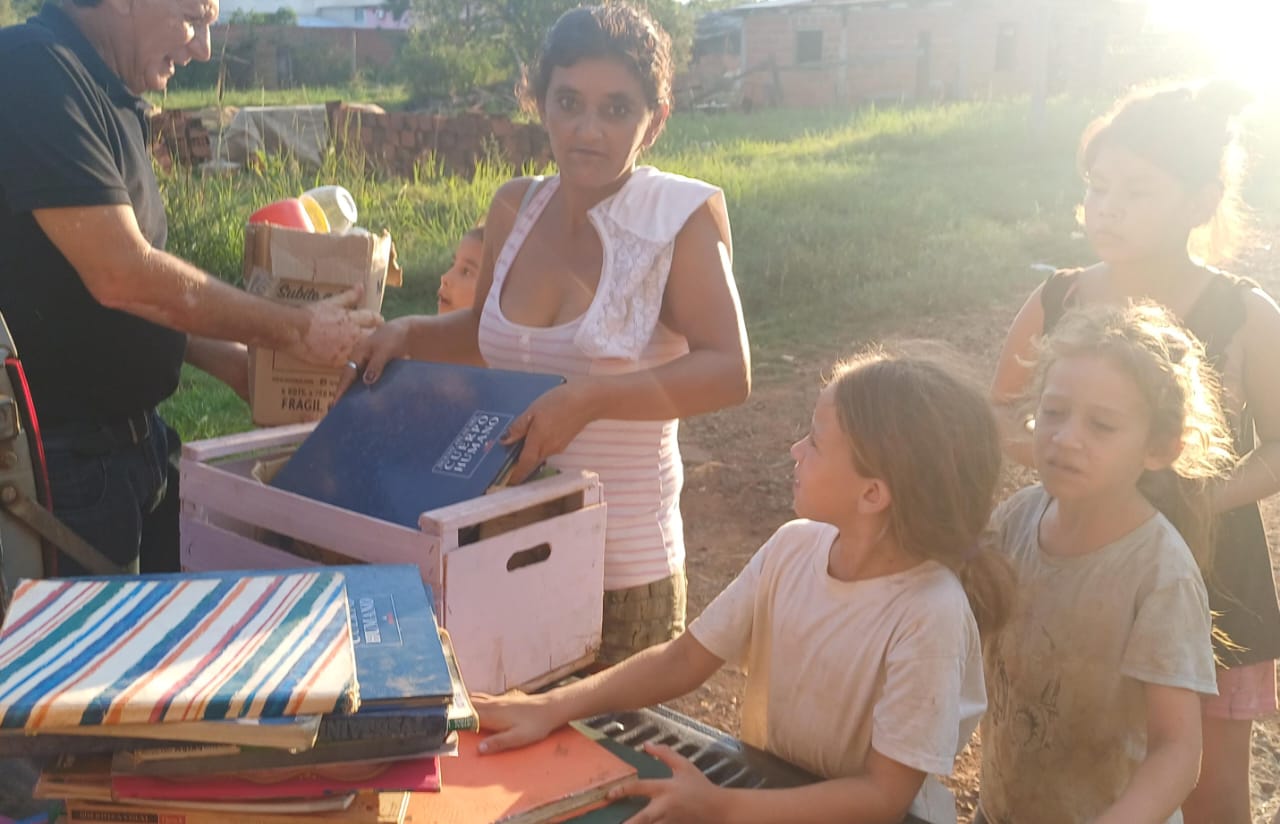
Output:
[562, 722, 671, 823]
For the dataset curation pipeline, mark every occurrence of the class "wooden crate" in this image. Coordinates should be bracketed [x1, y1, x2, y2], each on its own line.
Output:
[178, 424, 606, 695]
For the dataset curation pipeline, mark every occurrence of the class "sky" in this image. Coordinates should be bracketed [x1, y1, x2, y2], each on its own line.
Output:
[1142, 0, 1279, 91]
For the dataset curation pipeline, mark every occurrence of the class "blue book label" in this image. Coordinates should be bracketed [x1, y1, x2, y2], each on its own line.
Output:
[351, 594, 403, 648]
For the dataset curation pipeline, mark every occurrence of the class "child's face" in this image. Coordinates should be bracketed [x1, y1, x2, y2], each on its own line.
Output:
[437, 235, 483, 314]
[790, 387, 873, 524]
[1033, 354, 1174, 502]
[1082, 144, 1206, 264]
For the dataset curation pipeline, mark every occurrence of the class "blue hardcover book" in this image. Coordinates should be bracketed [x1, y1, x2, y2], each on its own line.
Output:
[337, 564, 451, 709]
[269, 360, 566, 529]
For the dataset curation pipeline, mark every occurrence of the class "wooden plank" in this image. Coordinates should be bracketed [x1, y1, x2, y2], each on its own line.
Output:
[418, 470, 601, 537]
[180, 458, 442, 588]
[182, 424, 316, 462]
[180, 517, 317, 572]
[516, 652, 598, 694]
[443, 503, 605, 694]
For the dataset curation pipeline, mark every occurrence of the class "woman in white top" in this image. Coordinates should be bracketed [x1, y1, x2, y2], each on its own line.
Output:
[344, 3, 750, 662]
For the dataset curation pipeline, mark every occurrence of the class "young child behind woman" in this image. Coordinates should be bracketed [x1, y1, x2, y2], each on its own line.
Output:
[990, 80, 1280, 822]
[979, 303, 1233, 824]
[435, 225, 483, 314]
[475, 351, 1013, 824]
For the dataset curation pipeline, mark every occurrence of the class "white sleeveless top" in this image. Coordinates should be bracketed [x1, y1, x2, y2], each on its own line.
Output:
[478, 167, 719, 589]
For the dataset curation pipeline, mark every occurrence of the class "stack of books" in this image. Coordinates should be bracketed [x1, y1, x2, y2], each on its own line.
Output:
[0, 564, 475, 824]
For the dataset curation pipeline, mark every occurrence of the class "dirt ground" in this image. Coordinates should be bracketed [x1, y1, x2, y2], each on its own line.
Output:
[670, 251, 1280, 822]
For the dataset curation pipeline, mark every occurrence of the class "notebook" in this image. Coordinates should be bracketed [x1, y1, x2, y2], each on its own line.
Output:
[111, 755, 441, 801]
[0, 570, 358, 731]
[403, 726, 637, 824]
[269, 360, 566, 528]
[62, 791, 408, 824]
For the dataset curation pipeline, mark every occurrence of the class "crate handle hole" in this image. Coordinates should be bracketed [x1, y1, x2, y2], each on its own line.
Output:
[506, 543, 551, 572]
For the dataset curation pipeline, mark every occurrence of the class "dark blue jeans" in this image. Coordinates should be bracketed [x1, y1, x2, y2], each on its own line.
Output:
[40, 409, 180, 576]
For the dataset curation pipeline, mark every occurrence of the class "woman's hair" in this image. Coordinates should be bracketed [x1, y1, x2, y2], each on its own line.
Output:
[462, 225, 484, 245]
[1078, 79, 1254, 264]
[523, 3, 673, 112]
[827, 350, 1014, 635]
[1029, 303, 1235, 570]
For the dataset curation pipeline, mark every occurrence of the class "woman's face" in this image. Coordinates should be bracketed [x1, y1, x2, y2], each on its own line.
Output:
[1082, 144, 1204, 264]
[539, 57, 667, 190]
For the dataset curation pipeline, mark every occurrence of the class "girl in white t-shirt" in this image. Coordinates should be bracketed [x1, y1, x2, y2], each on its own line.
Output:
[978, 303, 1230, 824]
[474, 351, 1015, 824]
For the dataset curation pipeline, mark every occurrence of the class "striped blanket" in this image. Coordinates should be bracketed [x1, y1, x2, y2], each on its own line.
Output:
[0, 571, 358, 731]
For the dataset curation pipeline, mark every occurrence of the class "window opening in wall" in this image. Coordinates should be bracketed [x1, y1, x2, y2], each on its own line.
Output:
[995, 22, 1017, 71]
[796, 30, 823, 64]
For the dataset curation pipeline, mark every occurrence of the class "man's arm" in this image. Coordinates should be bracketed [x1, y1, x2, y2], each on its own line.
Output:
[34, 204, 379, 367]
[184, 336, 249, 402]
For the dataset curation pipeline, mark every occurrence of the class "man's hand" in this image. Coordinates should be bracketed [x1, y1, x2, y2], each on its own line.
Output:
[288, 285, 382, 368]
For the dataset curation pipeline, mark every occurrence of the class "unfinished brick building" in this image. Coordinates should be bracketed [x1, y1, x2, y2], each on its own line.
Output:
[687, 0, 1145, 109]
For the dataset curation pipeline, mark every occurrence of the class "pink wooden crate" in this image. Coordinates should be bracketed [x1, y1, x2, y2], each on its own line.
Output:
[178, 424, 606, 694]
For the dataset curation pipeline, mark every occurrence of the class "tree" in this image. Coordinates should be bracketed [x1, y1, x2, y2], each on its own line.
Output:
[401, 0, 696, 108]
[685, 0, 747, 17]
[228, 7, 298, 25]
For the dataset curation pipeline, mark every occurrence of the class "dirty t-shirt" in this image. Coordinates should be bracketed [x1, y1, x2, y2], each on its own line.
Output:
[978, 486, 1218, 824]
[689, 519, 986, 824]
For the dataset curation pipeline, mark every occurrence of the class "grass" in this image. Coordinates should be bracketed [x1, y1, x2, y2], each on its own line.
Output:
[156, 96, 1280, 441]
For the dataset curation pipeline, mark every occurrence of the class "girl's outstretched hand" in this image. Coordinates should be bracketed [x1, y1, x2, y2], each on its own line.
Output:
[472, 691, 561, 754]
[607, 743, 725, 824]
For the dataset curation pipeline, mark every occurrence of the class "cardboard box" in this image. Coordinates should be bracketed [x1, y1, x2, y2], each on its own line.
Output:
[242, 224, 401, 426]
[178, 425, 607, 694]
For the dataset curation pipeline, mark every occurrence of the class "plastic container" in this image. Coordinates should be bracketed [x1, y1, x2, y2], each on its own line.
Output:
[298, 194, 331, 233]
[248, 198, 314, 232]
[301, 186, 358, 234]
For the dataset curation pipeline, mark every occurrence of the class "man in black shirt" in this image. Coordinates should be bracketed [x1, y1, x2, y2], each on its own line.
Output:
[0, 0, 380, 577]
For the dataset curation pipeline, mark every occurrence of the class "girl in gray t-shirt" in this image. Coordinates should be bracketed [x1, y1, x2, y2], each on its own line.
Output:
[979, 303, 1229, 824]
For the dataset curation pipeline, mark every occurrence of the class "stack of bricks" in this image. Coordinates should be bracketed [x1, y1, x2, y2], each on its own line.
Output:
[326, 102, 553, 180]
[149, 110, 212, 173]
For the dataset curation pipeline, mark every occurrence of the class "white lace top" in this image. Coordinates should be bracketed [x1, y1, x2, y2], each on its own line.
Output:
[477, 167, 721, 589]
[573, 165, 721, 360]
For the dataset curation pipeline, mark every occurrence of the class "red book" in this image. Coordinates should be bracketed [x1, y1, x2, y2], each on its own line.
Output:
[112, 755, 441, 801]
[405, 725, 637, 824]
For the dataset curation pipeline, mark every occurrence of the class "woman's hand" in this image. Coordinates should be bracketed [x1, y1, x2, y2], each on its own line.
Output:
[336, 316, 415, 395]
[500, 380, 599, 483]
[608, 743, 726, 824]
[472, 691, 563, 754]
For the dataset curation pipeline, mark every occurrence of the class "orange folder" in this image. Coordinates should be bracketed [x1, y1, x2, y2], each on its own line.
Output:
[404, 725, 637, 824]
